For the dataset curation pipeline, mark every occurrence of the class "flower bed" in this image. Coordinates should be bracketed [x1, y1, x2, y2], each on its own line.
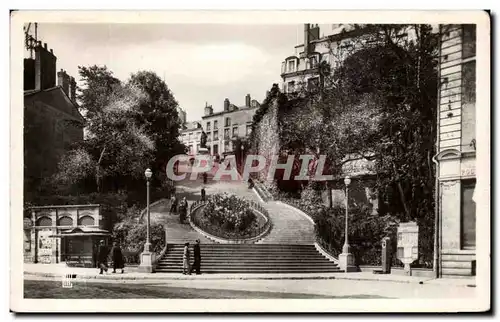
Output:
[192, 193, 268, 240]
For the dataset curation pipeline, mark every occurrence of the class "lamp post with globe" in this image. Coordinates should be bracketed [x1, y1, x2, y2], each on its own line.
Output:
[339, 175, 356, 272]
[139, 168, 154, 272]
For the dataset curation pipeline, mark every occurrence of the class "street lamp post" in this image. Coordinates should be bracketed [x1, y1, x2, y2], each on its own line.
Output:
[139, 168, 154, 273]
[339, 175, 356, 272]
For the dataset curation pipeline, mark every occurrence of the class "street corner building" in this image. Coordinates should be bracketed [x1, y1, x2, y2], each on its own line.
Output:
[434, 24, 477, 278]
[23, 40, 85, 199]
[24, 204, 110, 267]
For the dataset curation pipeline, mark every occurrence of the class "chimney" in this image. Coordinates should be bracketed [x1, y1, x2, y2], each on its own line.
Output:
[204, 103, 213, 116]
[34, 41, 57, 90]
[70, 76, 77, 102]
[304, 24, 310, 55]
[224, 98, 230, 112]
[24, 58, 36, 90]
[245, 94, 251, 107]
[57, 69, 70, 96]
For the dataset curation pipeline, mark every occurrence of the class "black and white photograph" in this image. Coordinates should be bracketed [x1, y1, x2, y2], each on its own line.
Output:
[9, 10, 490, 313]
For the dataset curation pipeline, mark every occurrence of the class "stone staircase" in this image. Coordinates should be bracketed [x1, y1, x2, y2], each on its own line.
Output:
[440, 250, 476, 278]
[257, 202, 315, 244]
[155, 244, 342, 273]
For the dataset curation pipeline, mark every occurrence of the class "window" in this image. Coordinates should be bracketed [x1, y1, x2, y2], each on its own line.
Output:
[288, 60, 295, 72]
[288, 81, 295, 93]
[206, 122, 211, 131]
[462, 61, 476, 105]
[246, 125, 252, 136]
[462, 24, 476, 59]
[213, 144, 219, 155]
[232, 127, 238, 137]
[308, 77, 319, 91]
[224, 128, 230, 139]
[224, 142, 230, 152]
[461, 61, 476, 151]
[309, 56, 317, 68]
[214, 120, 218, 129]
[225, 117, 231, 127]
[197, 144, 200, 151]
[78, 216, 95, 226]
[461, 180, 476, 249]
[213, 130, 218, 140]
[207, 132, 211, 141]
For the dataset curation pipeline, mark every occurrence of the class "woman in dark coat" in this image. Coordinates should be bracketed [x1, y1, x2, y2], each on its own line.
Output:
[97, 240, 109, 274]
[111, 241, 125, 274]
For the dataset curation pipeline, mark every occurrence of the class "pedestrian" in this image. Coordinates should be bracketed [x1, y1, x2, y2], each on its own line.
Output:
[111, 241, 125, 274]
[179, 197, 187, 223]
[170, 194, 178, 215]
[182, 242, 191, 275]
[190, 239, 202, 275]
[201, 188, 206, 202]
[97, 240, 109, 274]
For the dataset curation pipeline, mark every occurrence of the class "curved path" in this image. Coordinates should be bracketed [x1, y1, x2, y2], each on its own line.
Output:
[148, 163, 316, 245]
[256, 201, 315, 244]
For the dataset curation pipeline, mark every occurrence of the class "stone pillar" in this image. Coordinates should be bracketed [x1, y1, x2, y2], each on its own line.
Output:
[440, 180, 461, 250]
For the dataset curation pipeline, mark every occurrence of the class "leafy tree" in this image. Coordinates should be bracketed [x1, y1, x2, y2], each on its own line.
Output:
[127, 71, 186, 187]
[51, 65, 155, 193]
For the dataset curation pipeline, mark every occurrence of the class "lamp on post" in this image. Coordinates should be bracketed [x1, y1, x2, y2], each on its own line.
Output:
[339, 175, 356, 272]
[139, 168, 154, 273]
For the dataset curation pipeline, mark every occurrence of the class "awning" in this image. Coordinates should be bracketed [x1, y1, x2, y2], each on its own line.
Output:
[49, 227, 110, 238]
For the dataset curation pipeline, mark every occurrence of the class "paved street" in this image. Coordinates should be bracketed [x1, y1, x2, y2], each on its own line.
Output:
[24, 276, 475, 299]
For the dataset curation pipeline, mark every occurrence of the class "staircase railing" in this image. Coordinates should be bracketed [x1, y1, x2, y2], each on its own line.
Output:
[152, 227, 168, 271]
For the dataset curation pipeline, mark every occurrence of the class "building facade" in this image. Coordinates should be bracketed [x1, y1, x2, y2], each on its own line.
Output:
[280, 24, 415, 94]
[179, 121, 203, 155]
[24, 204, 109, 267]
[434, 24, 476, 278]
[24, 41, 85, 199]
[201, 94, 259, 156]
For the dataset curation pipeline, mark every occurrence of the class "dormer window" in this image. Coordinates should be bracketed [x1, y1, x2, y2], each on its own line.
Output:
[309, 56, 318, 68]
[288, 60, 295, 72]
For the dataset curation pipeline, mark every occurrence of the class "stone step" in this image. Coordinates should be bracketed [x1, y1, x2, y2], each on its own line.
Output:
[441, 260, 474, 269]
[155, 266, 342, 272]
[441, 267, 475, 276]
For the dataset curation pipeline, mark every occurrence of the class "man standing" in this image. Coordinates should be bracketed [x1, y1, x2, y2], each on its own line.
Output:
[170, 194, 178, 215]
[190, 239, 202, 275]
[97, 240, 109, 274]
[201, 187, 206, 202]
[111, 241, 125, 274]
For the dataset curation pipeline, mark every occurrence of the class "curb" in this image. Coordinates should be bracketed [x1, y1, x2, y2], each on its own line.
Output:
[23, 271, 476, 287]
[24, 271, 338, 281]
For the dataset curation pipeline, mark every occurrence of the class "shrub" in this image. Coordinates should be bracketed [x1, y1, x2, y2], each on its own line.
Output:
[194, 193, 267, 239]
[112, 214, 166, 254]
[314, 205, 401, 266]
[202, 193, 257, 232]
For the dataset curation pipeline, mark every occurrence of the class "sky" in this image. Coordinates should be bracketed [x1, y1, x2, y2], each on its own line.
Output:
[26, 23, 314, 121]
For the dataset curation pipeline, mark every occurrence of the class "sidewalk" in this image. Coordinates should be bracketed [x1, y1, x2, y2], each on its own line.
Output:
[23, 263, 475, 287]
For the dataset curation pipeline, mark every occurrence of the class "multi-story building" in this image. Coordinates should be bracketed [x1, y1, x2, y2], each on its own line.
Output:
[280, 24, 414, 94]
[434, 24, 476, 278]
[24, 41, 85, 199]
[201, 94, 260, 156]
[179, 121, 203, 155]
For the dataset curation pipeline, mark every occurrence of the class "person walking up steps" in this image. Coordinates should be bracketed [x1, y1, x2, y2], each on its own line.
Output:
[170, 194, 178, 215]
[182, 242, 191, 275]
